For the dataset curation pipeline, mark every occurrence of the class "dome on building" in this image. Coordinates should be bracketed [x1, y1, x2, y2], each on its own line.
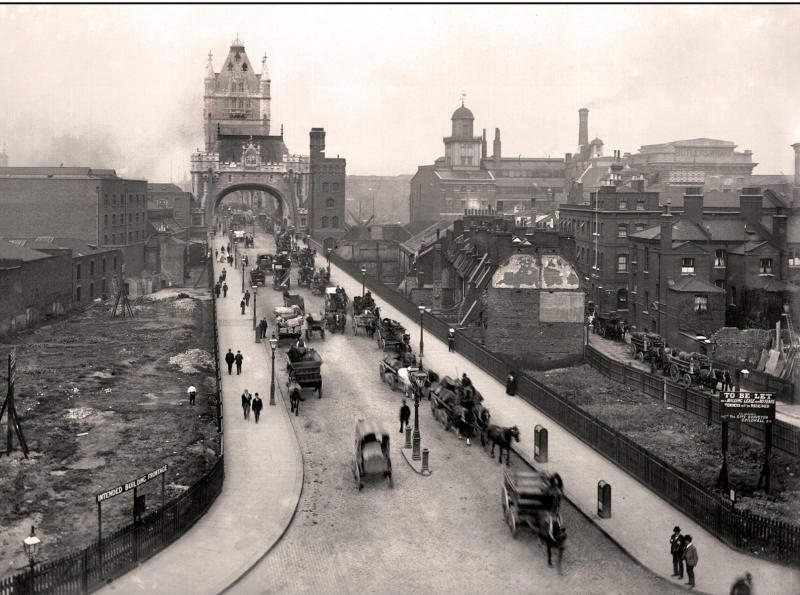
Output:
[452, 105, 474, 120]
[590, 136, 604, 146]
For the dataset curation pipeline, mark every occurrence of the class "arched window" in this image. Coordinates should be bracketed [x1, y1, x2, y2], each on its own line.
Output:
[102, 257, 106, 273]
[242, 63, 247, 72]
[135, 231, 139, 241]
[90, 260, 94, 277]
[102, 279, 107, 296]
[321, 216, 329, 228]
[76, 286, 81, 302]
[460, 186, 467, 193]
[617, 288, 628, 310]
[112, 214, 116, 226]
[112, 234, 116, 244]
[129, 213, 132, 223]
[104, 235, 108, 245]
[76, 263, 81, 280]
[112, 194, 116, 206]
[332, 182, 340, 192]
[332, 216, 339, 228]
[90, 282, 94, 298]
[128, 232, 132, 243]
[326, 198, 335, 209]
[322, 182, 330, 191]
[104, 214, 108, 226]
[113, 256, 117, 269]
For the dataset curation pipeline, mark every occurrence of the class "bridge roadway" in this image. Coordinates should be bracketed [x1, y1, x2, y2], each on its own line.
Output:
[101, 227, 798, 595]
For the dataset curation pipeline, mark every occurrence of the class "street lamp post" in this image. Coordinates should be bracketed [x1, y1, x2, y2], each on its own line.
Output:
[241, 257, 246, 293]
[252, 284, 258, 329]
[269, 334, 278, 406]
[410, 369, 427, 461]
[326, 248, 332, 279]
[361, 267, 367, 298]
[23, 525, 40, 592]
[418, 304, 425, 366]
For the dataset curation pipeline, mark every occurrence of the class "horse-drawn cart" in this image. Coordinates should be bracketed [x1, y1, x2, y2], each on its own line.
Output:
[304, 313, 325, 342]
[376, 318, 411, 353]
[273, 264, 291, 291]
[378, 352, 417, 395]
[629, 332, 664, 363]
[286, 348, 323, 398]
[352, 420, 393, 490]
[502, 468, 566, 570]
[283, 291, 305, 315]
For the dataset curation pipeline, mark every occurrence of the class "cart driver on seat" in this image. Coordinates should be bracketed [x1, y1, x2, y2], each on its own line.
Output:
[296, 338, 308, 358]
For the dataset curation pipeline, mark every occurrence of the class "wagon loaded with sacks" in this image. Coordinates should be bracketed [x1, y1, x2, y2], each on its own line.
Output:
[628, 332, 664, 363]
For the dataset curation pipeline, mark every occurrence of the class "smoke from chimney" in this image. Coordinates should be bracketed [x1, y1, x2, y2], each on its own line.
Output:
[579, 108, 589, 148]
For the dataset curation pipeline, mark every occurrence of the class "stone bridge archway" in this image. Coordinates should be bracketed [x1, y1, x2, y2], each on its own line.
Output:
[212, 182, 290, 227]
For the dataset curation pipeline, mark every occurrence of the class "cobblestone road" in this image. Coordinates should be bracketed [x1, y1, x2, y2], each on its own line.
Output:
[228, 233, 684, 595]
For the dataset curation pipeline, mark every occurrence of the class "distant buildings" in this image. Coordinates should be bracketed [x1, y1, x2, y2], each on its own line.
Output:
[409, 104, 565, 222]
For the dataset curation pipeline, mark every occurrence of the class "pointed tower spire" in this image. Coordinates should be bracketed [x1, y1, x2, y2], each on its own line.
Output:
[261, 53, 270, 79]
[205, 51, 214, 78]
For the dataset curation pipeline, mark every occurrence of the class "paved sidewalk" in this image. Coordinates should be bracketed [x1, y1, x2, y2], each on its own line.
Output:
[100, 236, 303, 594]
[328, 260, 800, 595]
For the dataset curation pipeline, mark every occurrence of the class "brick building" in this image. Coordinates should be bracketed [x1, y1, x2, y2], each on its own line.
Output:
[308, 128, 346, 247]
[484, 252, 584, 370]
[410, 104, 565, 222]
[147, 183, 192, 232]
[560, 168, 661, 315]
[0, 240, 72, 335]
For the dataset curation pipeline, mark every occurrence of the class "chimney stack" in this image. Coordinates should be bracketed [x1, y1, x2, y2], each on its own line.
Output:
[578, 108, 589, 149]
[739, 187, 763, 226]
[493, 128, 501, 169]
[482, 129, 487, 160]
[660, 200, 674, 257]
[683, 187, 704, 226]
[792, 143, 800, 206]
[631, 175, 645, 192]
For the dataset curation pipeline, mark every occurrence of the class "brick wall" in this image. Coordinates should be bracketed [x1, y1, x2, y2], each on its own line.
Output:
[0, 254, 72, 335]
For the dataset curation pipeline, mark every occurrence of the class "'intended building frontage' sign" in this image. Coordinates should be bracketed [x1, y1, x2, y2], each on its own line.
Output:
[96, 464, 168, 503]
[720, 392, 776, 424]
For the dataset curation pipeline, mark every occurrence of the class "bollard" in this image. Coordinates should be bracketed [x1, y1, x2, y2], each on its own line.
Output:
[405, 426, 412, 449]
[421, 448, 431, 475]
[412, 434, 421, 461]
[597, 481, 612, 518]
[534, 424, 548, 463]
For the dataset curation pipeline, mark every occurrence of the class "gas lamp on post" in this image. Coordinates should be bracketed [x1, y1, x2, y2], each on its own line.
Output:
[418, 304, 425, 365]
[361, 267, 367, 298]
[251, 284, 258, 329]
[23, 526, 41, 590]
[269, 334, 278, 406]
[410, 368, 427, 461]
[326, 248, 332, 278]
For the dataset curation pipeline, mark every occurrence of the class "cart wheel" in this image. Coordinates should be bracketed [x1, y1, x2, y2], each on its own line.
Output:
[636, 352, 644, 364]
[599, 326, 606, 337]
[670, 363, 680, 381]
[381, 338, 386, 351]
[387, 375, 396, 391]
[629, 343, 637, 358]
[379, 364, 386, 381]
[681, 374, 691, 389]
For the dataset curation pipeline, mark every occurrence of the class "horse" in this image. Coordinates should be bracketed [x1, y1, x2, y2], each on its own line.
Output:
[472, 403, 491, 446]
[451, 405, 475, 445]
[484, 424, 520, 465]
[540, 513, 567, 572]
[288, 379, 302, 416]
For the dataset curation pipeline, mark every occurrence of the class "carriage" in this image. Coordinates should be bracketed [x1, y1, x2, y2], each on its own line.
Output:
[376, 318, 411, 353]
[663, 351, 718, 390]
[324, 287, 348, 333]
[297, 266, 314, 287]
[352, 420, 393, 490]
[502, 468, 566, 570]
[428, 376, 489, 447]
[275, 316, 305, 346]
[286, 348, 323, 398]
[257, 254, 274, 276]
[378, 352, 418, 395]
[628, 332, 664, 363]
[295, 248, 316, 269]
[282, 291, 305, 315]
[592, 311, 627, 341]
[304, 313, 326, 341]
[273, 263, 291, 291]
[250, 268, 266, 287]
[351, 294, 379, 336]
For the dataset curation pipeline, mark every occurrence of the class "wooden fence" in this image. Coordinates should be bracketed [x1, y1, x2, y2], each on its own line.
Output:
[323, 246, 800, 567]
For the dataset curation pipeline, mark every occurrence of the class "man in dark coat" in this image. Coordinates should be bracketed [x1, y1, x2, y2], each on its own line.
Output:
[682, 535, 698, 588]
[225, 349, 235, 375]
[259, 318, 268, 339]
[234, 350, 244, 375]
[252, 393, 264, 423]
[448, 328, 455, 353]
[506, 371, 517, 396]
[241, 389, 252, 420]
[670, 526, 685, 579]
[399, 399, 411, 433]
[214, 283, 221, 298]
[244, 290, 251, 307]
[240, 298, 246, 315]
[223, 283, 228, 297]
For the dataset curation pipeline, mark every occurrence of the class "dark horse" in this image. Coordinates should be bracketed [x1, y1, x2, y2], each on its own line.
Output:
[484, 424, 520, 465]
[541, 514, 567, 572]
[288, 377, 302, 416]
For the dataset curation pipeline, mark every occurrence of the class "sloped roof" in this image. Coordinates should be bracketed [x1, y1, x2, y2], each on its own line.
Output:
[668, 276, 726, 293]
[0, 239, 52, 263]
[404, 220, 439, 237]
[403, 220, 453, 254]
[750, 277, 800, 292]
[0, 167, 119, 179]
[148, 183, 186, 194]
[0, 237, 104, 257]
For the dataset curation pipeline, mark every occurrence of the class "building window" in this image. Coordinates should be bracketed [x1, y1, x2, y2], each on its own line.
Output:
[102, 279, 107, 296]
[636, 198, 645, 210]
[731, 286, 736, 305]
[76, 263, 81, 280]
[760, 258, 773, 274]
[681, 258, 695, 274]
[135, 231, 139, 240]
[635, 223, 645, 232]
[129, 213, 132, 224]
[76, 286, 81, 302]
[695, 294, 708, 312]
[129, 195, 132, 205]
[104, 235, 108, 245]
[104, 214, 108, 226]
[321, 216, 329, 228]
[619, 198, 628, 210]
[460, 156, 473, 165]
[102, 257, 106, 273]
[790, 252, 800, 267]
[90, 261, 94, 277]
[617, 254, 628, 271]
[632, 274, 638, 293]
[617, 224, 627, 237]
[326, 198, 335, 209]
[715, 249, 726, 267]
[174, 210, 180, 220]
[90, 282, 94, 299]
[112, 194, 116, 206]
[112, 234, 116, 244]
[332, 216, 339, 228]
[112, 214, 116, 226]
[332, 183, 340, 192]
[128, 232, 132, 243]
[715, 279, 725, 290]
[135, 213, 139, 223]
[113, 256, 117, 269]
[104, 194, 108, 207]
[644, 248, 650, 271]
[322, 182, 329, 191]
[644, 290, 649, 311]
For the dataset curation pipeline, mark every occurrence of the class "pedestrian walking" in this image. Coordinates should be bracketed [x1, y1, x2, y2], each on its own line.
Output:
[730, 572, 753, 595]
[235, 350, 244, 374]
[259, 317, 268, 339]
[223, 282, 229, 297]
[244, 290, 251, 307]
[228, 254, 233, 266]
[225, 349, 235, 375]
[244, 254, 249, 266]
[221, 245, 226, 254]
[252, 393, 263, 423]
[215, 249, 219, 260]
[682, 535, 698, 589]
[448, 328, 455, 352]
[506, 371, 517, 396]
[240, 298, 246, 315]
[214, 283, 221, 298]
[187, 385, 197, 406]
[399, 399, 411, 433]
[241, 389, 252, 420]
[228, 242, 231, 253]
[221, 268, 227, 281]
[670, 526, 685, 579]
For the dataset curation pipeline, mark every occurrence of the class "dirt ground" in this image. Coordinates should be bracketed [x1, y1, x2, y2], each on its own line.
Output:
[0, 288, 219, 576]
[527, 364, 800, 531]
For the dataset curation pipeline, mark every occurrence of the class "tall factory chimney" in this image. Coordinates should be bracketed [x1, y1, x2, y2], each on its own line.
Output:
[482, 129, 487, 160]
[493, 128, 502, 169]
[579, 108, 589, 149]
[792, 142, 800, 207]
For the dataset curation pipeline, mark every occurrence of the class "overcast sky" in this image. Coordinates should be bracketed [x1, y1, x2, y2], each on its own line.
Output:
[2, 4, 800, 182]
